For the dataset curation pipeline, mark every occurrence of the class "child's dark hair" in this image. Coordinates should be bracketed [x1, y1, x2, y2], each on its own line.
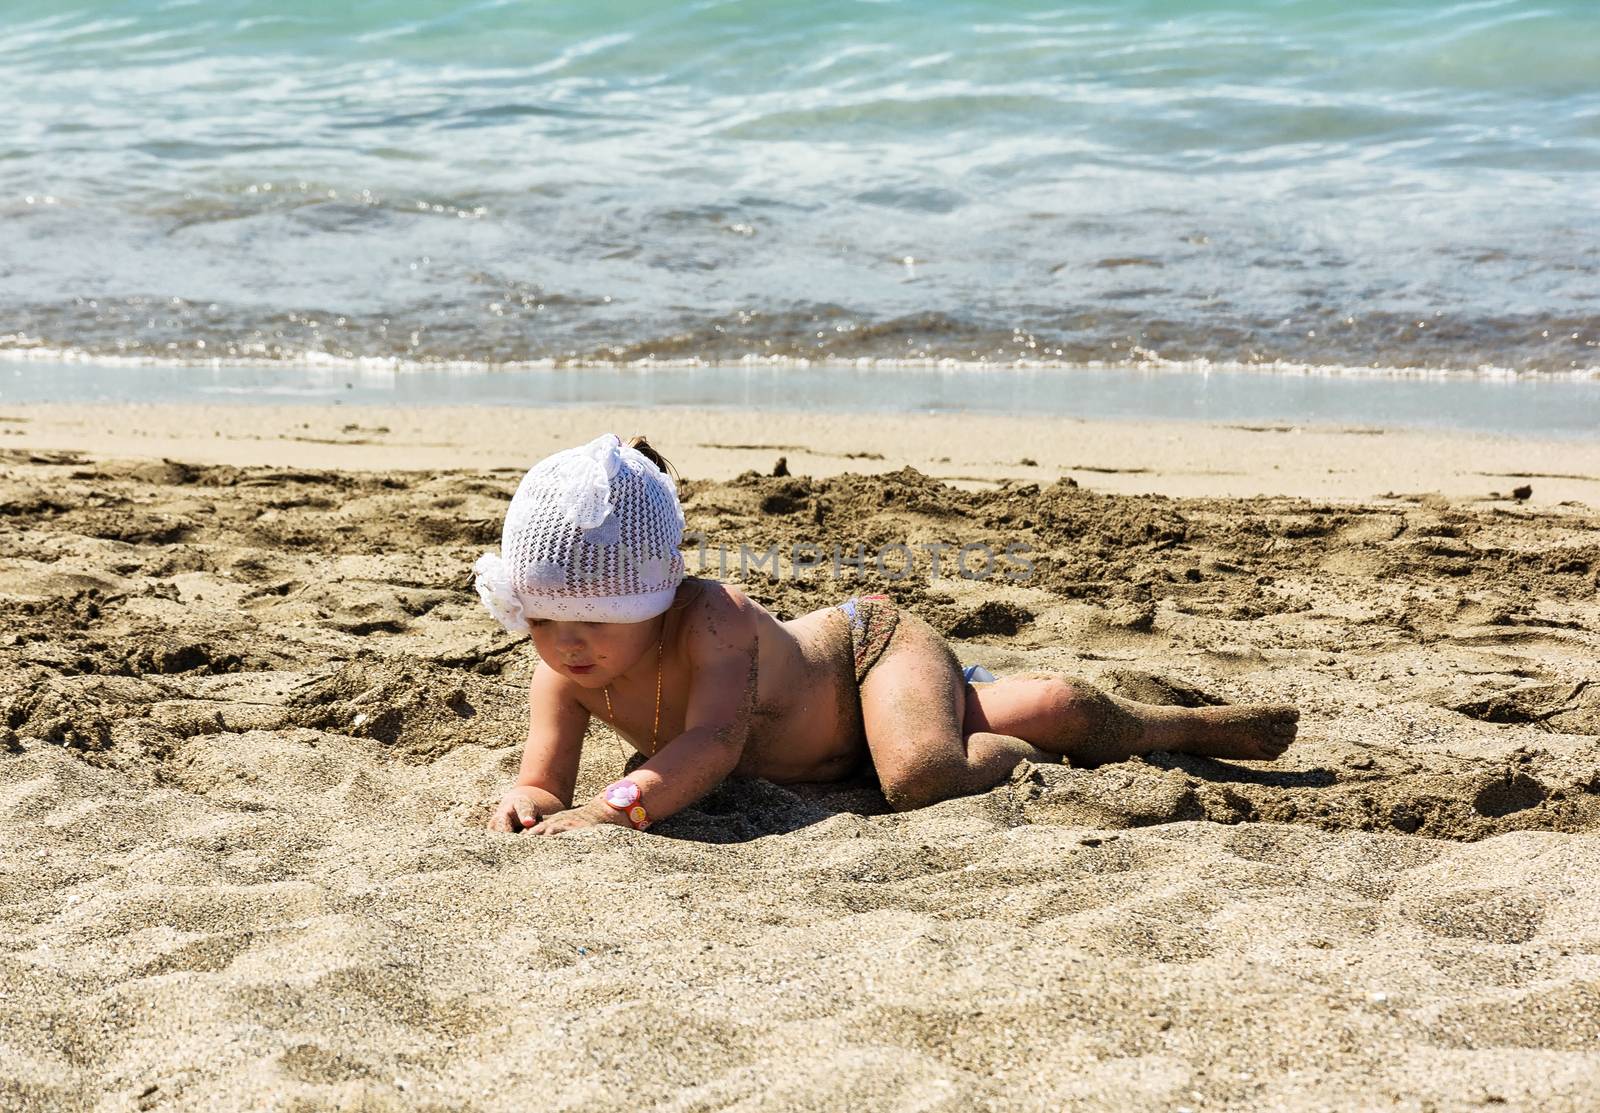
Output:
[628, 435, 677, 482]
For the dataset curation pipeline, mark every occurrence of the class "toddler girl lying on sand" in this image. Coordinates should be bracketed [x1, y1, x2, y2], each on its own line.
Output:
[478, 434, 1298, 835]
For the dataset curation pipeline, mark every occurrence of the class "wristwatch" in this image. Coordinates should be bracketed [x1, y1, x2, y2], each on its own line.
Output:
[601, 779, 651, 830]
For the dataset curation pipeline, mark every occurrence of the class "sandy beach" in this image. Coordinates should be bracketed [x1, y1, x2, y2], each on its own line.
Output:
[4, 401, 1599, 1112]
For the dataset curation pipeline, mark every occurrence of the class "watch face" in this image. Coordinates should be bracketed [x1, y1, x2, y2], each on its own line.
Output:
[604, 780, 640, 808]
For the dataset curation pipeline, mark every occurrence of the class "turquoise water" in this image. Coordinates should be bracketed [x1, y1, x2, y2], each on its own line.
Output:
[2, 1, 1598, 375]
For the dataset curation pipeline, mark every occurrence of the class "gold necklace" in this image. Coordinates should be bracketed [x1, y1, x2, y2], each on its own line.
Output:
[603, 630, 664, 755]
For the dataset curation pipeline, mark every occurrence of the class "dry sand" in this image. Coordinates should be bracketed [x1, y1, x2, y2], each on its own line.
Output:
[3, 402, 1599, 1111]
[8, 399, 1600, 502]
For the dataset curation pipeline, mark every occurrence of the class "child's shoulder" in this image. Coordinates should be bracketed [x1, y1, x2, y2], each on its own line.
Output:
[676, 575, 758, 608]
[672, 577, 771, 636]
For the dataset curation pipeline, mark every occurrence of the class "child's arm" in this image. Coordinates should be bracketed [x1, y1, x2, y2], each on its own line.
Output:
[486, 662, 590, 832]
[529, 592, 760, 835]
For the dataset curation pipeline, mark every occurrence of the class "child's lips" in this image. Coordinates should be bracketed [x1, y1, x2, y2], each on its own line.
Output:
[566, 663, 595, 675]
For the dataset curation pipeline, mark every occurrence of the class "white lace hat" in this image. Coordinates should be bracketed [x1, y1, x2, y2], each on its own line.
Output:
[473, 433, 686, 629]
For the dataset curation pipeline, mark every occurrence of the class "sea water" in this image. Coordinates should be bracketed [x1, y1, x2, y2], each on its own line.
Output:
[2, 1, 1598, 422]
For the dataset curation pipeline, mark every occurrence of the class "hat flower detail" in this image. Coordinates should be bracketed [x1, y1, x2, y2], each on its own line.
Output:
[547, 433, 623, 543]
[472, 552, 527, 634]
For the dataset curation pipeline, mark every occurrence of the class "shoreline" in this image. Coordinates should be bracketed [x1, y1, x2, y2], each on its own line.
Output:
[5, 359, 1600, 442]
[4, 399, 1598, 505]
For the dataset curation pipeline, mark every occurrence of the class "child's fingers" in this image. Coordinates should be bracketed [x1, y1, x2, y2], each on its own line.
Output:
[490, 803, 521, 833]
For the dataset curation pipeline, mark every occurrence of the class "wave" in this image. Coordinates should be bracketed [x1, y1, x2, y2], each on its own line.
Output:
[2, 295, 1596, 379]
[3, 339, 1594, 383]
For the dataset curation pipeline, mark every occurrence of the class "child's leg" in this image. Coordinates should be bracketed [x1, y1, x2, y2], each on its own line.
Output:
[965, 672, 1298, 767]
[858, 611, 1056, 812]
[858, 612, 1299, 812]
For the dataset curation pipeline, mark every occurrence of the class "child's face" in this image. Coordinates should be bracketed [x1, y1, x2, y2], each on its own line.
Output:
[526, 617, 658, 687]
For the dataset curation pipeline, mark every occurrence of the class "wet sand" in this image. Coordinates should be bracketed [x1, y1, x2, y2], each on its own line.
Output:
[3, 403, 1599, 1111]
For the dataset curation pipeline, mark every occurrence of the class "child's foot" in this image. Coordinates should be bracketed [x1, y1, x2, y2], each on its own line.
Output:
[1171, 704, 1299, 761]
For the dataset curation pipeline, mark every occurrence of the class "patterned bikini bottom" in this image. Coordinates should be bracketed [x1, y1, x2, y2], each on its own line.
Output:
[835, 594, 1000, 686]
[834, 593, 900, 685]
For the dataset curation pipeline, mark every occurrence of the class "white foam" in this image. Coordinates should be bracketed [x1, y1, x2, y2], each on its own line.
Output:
[1, 341, 1595, 381]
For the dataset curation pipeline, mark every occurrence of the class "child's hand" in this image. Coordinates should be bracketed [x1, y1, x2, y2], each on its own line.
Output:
[526, 800, 623, 836]
[487, 787, 551, 833]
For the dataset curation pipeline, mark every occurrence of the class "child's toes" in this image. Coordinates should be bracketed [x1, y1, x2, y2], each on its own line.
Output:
[1251, 728, 1294, 759]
